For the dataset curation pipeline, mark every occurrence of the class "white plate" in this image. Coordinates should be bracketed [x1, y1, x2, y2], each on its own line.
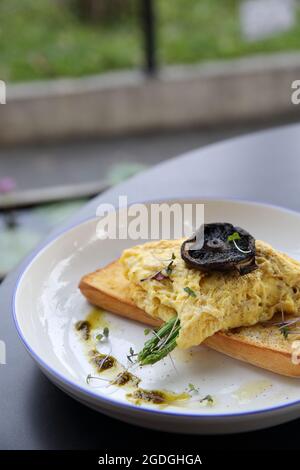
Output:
[13, 199, 300, 434]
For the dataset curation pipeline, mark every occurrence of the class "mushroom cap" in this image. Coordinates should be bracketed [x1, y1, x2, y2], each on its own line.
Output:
[181, 223, 257, 275]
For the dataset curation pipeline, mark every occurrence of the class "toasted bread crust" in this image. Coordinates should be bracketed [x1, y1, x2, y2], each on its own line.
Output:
[79, 261, 300, 377]
[79, 262, 162, 328]
[205, 333, 300, 377]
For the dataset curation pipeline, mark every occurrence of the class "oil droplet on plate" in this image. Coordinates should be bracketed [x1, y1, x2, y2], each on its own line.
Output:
[232, 380, 272, 405]
[86, 307, 109, 330]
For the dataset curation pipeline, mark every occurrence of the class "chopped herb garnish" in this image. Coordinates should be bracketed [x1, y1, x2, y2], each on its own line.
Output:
[227, 232, 241, 242]
[183, 287, 197, 297]
[96, 333, 103, 341]
[200, 394, 214, 406]
[144, 328, 151, 336]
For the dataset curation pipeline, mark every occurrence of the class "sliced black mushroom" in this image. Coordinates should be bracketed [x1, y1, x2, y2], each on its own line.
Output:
[181, 223, 258, 275]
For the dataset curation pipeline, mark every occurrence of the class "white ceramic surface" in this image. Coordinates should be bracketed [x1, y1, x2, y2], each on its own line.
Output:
[13, 199, 300, 434]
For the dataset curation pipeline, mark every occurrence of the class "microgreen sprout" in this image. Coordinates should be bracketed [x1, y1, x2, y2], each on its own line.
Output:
[127, 347, 138, 364]
[262, 314, 300, 340]
[188, 383, 199, 394]
[227, 232, 241, 242]
[96, 327, 109, 342]
[280, 326, 290, 340]
[233, 240, 252, 254]
[86, 373, 110, 385]
[227, 231, 251, 254]
[267, 315, 300, 340]
[166, 260, 175, 276]
[200, 394, 214, 406]
[141, 270, 171, 282]
[141, 253, 176, 283]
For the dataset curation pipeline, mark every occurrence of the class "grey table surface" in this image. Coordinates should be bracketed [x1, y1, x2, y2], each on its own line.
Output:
[1, 123, 300, 450]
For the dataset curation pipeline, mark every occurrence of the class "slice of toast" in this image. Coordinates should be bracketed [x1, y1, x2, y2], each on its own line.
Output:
[79, 261, 300, 377]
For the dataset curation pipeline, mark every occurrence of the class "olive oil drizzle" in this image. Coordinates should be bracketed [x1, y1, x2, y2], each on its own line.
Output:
[76, 308, 214, 408]
[126, 388, 189, 406]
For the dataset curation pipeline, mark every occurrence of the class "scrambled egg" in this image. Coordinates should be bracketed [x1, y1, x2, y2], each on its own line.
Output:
[121, 240, 300, 349]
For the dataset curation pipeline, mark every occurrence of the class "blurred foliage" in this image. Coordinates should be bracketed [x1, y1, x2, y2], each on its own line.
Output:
[158, 0, 300, 63]
[74, 0, 136, 23]
[0, 0, 300, 82]
[0, 0, 141, 81]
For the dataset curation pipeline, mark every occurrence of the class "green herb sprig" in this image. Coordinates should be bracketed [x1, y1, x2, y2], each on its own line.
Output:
[227, 231, 251, 254]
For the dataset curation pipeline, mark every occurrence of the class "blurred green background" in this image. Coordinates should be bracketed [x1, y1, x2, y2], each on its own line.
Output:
[0, 0, 299, 82]
[0, 0, 299, 278]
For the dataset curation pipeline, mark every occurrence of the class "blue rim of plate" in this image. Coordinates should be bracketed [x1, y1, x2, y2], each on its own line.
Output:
[12, 197, 300, 420]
